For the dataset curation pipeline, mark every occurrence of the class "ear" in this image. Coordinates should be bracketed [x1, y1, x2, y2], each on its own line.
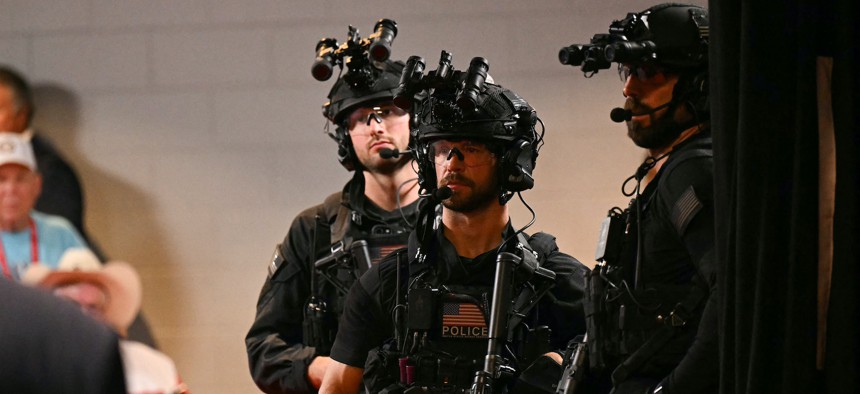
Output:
[13, 107, 30, 132]
[33, 172, 43, 197]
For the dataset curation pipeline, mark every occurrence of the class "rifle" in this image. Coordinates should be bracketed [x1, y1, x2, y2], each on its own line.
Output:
[471, 249, 557, 394]
[313, 239, 372, 295]
[471, 252, 520, 394]
[556, 334, 588, 394]
[303, 238, 372, 355]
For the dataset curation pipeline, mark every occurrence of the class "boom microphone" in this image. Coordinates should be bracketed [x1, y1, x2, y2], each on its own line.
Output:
[609, 100, 674, 123]
[379, 148, 413, 159]
[434, 186, 453, 200]
[420, 186, 453, 201]
[609, 107, 632, 123]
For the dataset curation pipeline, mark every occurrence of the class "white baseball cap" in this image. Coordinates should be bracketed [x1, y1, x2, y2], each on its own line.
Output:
[0, 132, 37, 171]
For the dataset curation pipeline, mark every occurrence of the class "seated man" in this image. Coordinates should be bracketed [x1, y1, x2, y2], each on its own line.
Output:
[0, 65, 90, 245]
[0, 132, 88, 280]
[321, 56, 589, 393]
[23, 248, 190, 394]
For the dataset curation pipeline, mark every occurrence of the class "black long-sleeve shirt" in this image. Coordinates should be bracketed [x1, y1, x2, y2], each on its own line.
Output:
[245, 177, 418, 393]
[625, 132, 719, 393]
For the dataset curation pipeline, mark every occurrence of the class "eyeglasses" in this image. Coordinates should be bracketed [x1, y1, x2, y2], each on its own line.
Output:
[346, 104, 408, 130]
[429, 140, 495, 167]
[618, 62, 668, 82]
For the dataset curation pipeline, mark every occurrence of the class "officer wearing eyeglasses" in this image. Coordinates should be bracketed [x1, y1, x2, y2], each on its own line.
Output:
[320, 60, 588, 393]
[558, 3, 718, 394]
[245, 26, 421, 392]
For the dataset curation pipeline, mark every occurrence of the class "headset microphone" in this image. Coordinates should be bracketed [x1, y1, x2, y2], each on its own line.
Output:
[419, 186, 453, 201]
[610, 108, 632, 123]
[434, 186, 453, 200]
[609, 100, 674, 123]
[379, 148, 413, 159]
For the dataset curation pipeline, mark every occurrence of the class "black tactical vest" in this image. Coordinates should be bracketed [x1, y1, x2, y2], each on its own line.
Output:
[304, 191, 416, 355]
[366, 232, 557, 393]
[584, 136, 712, 382]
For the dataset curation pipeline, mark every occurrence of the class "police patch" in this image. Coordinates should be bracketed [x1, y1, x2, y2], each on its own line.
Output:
[441, 302, 488, 339]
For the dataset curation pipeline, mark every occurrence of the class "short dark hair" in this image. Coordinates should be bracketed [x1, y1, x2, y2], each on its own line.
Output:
[0, 65, 34, 125]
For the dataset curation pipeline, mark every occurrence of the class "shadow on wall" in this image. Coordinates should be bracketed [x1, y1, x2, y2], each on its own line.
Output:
[31, 83, 175, 348]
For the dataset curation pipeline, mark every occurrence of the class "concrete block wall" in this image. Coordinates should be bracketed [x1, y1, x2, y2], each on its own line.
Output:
[1, 0, 705, 392]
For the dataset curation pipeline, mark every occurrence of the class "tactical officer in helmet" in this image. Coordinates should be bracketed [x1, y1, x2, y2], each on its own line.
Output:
[320, 53, 588, 394]
[557, 3, 717, 393]
[245, 20, 421, 393]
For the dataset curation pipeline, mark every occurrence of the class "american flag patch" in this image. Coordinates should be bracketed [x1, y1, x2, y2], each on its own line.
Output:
[671, 186, 703, 236]
[371, 244, 405, 265]
[441, 302, 488, 339]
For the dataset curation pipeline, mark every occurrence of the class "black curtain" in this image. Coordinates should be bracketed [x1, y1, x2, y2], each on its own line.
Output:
[711, 0, 858, 392]
[821, 0, 859, 391]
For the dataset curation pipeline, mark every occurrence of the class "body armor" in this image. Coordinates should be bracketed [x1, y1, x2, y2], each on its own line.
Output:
[367, 236, 557, 393]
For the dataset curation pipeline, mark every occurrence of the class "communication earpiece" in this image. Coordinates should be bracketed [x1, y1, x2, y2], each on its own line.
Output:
[333, 124, 357, 171]
[685, 70, 710, 119]
[411, 142, 437, 195]
[500, 138, 537, 192]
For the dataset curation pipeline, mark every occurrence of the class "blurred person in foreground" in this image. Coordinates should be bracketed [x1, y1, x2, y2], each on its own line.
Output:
[0, 277, 126, 393]
[23, 248, 189, 394]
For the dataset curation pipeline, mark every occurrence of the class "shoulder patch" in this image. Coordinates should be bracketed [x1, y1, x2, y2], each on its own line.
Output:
[671, 186, 703, 236]
[267, 244, 286, 278]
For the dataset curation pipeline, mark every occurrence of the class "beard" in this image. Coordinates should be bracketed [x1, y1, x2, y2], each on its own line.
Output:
[361, 154, 410, 174]
[625, 100, 691, 150]
[440, 173, 499, 213]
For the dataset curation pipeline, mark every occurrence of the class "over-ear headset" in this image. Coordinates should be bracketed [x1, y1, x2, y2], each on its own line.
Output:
[501, 137, 537, 193]
[333, 122, 357, 171]
[500, 106, 540, 193]
[672, 68, 709, 122]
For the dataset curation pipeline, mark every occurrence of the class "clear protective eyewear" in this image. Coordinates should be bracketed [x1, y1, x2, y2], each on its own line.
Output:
[346, 104, 408, 131]
[430, 140, 495, 167]
[618, 62, 668, 83]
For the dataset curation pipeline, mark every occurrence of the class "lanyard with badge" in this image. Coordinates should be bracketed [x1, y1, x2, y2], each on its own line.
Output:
[0, 218, 39, 279]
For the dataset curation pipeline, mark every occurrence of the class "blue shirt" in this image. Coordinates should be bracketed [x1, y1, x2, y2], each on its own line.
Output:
[1, 210, 89, 281]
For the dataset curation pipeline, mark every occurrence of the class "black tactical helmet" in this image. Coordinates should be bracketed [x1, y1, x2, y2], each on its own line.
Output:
[413, 82, 541, 195]
[559, 3, 708, 75]
[416, 83, 537, 146]
[321, 60, 405, 171]
[322, 60, 405, 124]
[602, 3, 711, 122]
[607, 3, 708, 69]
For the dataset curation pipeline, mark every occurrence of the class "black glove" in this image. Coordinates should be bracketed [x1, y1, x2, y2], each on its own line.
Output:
[512, 354, 563, 394]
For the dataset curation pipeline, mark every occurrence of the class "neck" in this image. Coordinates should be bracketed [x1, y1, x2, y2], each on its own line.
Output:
[442, 202, 509, 259]
[647, 124, 702, 171]
[362, 161, 420, 211]
[1, 216, 31, 232]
